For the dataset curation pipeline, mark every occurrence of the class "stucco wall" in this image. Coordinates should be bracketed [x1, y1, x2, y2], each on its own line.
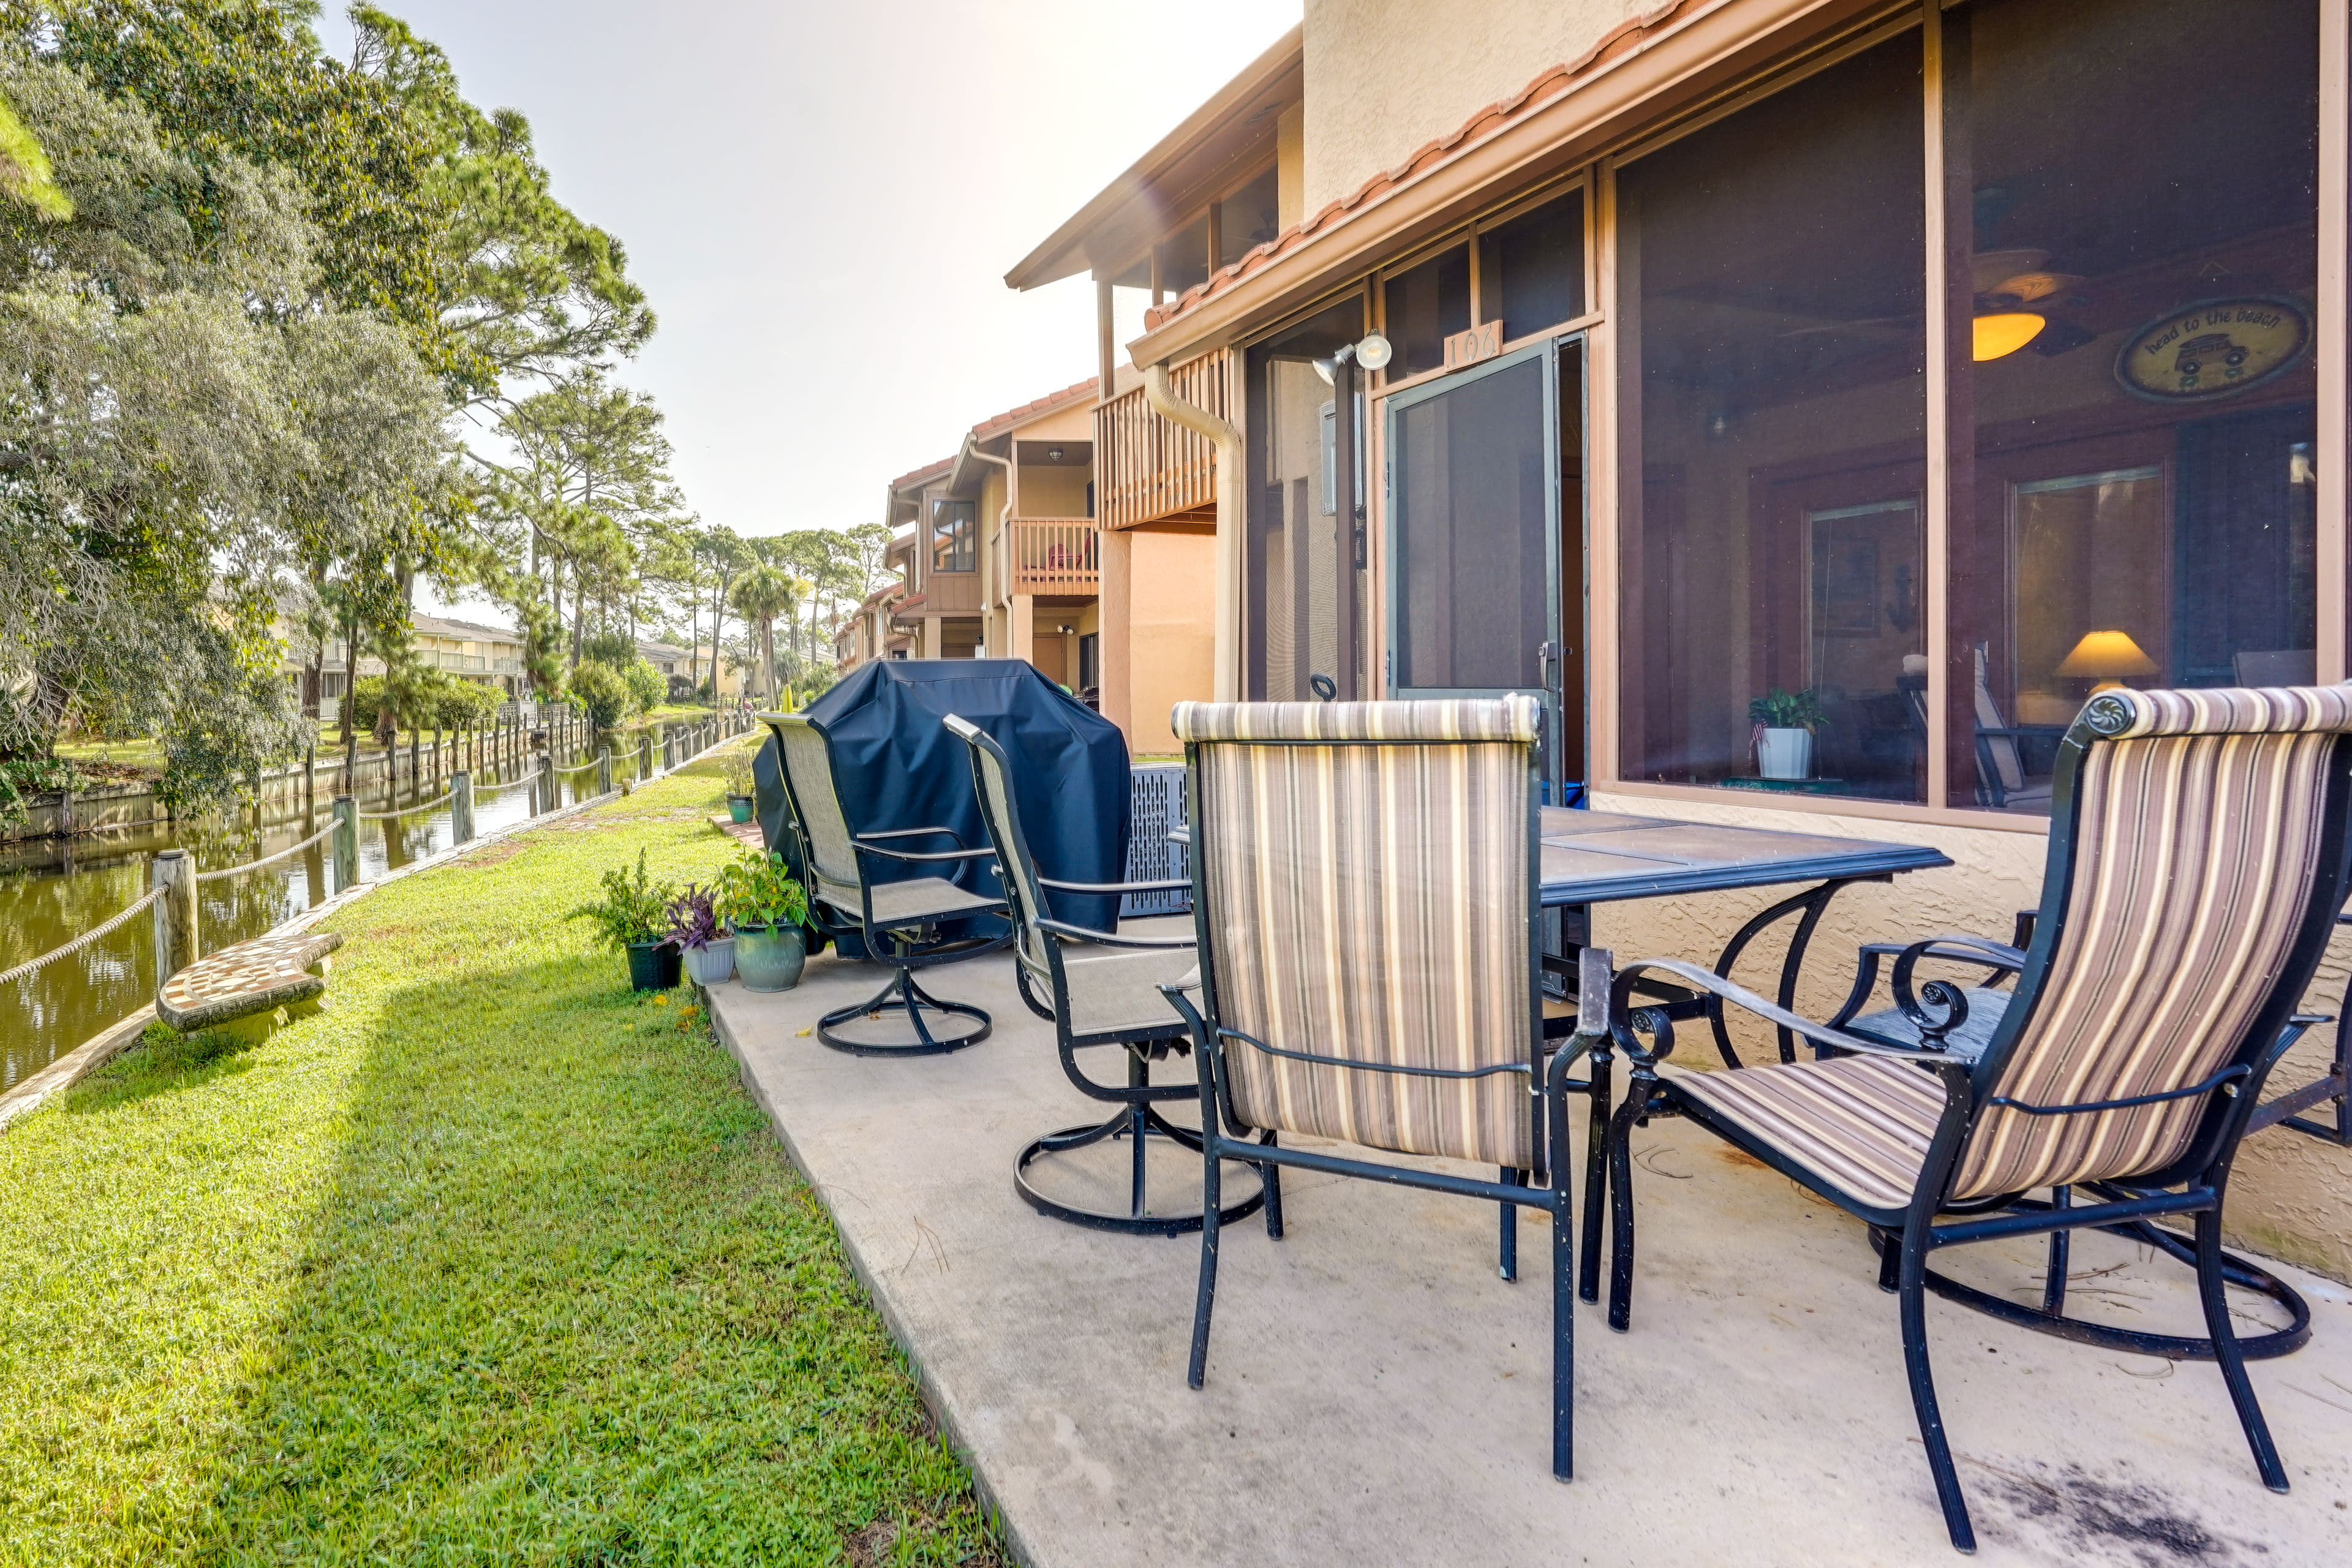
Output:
[1128, 527, 1218, 756]
[1302, 0, 1658, 214]
[1586, 788, 2352, 1283]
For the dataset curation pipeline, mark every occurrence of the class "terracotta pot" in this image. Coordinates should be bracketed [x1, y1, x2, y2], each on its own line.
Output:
[734, 924, 806, 992]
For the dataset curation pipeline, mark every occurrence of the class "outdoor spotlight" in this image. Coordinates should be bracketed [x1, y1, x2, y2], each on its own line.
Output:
[1354, 331, 1393, 371]
[1313, 356, 1336, 385]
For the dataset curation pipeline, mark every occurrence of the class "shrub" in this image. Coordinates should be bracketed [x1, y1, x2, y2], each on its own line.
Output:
[567, 849, 676, 949]
[620, 658, 664, 715]
[566, 661, 631, 730]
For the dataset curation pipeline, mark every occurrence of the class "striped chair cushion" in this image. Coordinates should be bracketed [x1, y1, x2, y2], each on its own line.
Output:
[1672, 1055, 1945, 1213]
[1951, 717, 2340, 1201]
[1188, 697, 1539, 1169]
[2082, 684, 2352, 739]
[775, 722, 862, 889]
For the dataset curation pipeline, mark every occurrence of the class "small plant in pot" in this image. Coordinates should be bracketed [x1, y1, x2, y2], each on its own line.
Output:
[716, 849, 812, 992]
[722, 753, 756, 824]
[1748, 687, 1824, 781]
[569, 848, 681, 990]
[664, 883, 735, 987]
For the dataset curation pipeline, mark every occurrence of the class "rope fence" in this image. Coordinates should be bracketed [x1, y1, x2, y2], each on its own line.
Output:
[0, 888, 165, 988]
[194, 820, 341, 883]
[359, 785, 458, 822]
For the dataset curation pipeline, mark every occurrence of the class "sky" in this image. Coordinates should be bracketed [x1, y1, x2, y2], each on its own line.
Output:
[315, 0, 1302, 619]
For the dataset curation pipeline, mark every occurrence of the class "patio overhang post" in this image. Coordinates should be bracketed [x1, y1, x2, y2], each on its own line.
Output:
[1144, 360, 1240, 701]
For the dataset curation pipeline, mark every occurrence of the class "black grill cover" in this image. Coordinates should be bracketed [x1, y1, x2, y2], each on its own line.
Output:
[759, 659, 1130, 936]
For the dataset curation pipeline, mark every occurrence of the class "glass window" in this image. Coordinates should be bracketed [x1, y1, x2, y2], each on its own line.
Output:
[1382, 245, 1469, 380]
[1218, 166, 1281, 266]
[1156, 216, 1210, 299]
[1948, 0, 2319, 813]
[1478, 191, 1586, 341]
[930, 497, 975, 574]
[1245, 296, 1364, 699]
[1618, 32, 1928, 801]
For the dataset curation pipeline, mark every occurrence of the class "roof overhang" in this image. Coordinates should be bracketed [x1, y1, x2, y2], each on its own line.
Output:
[1125, 0, 1884, 368]
[1005, 24, 1303, 292]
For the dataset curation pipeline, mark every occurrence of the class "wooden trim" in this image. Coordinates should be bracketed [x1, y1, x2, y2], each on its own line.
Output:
[1921, 0, 1950, 809]
[2321, 0, 2350, 684]
[1597, 778, 2050, 835]
[1588, 159, 1623, 786]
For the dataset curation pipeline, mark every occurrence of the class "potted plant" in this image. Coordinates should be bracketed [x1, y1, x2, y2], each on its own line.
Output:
[723, 753, 756, 824]
[715, 849, 812, 992]
[569, 848, 681, 990]
[664, 883, 734, 986]
[1748, 687, 1824, 781]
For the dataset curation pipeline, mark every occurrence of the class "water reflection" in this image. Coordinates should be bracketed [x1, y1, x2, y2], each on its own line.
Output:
[2, 732, 678, 1086]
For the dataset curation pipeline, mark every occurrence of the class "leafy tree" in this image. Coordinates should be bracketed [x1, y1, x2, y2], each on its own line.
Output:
[619, 657, 663, 715]
[0, 86, 69, 218]
[728, 564, 796, 706]
[565, 657, 628, 731]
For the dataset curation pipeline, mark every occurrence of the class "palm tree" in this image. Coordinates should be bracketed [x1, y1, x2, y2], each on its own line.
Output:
[728, 564, 796, 705]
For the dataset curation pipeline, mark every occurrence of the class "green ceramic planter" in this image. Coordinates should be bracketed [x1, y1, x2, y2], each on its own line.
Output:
[733, 923, 806, 992]
[726, 794, 755, 823]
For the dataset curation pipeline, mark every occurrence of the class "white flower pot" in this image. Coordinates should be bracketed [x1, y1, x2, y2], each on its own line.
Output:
[1757, 727, 1814, 780]
[683, 937, 736, 986]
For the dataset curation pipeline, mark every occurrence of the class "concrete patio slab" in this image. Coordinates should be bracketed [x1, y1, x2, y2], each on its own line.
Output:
[707, 936, 2352, 1567]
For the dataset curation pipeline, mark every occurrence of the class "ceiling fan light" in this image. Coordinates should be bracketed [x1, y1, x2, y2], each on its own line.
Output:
[1973, 311, 2046, 361]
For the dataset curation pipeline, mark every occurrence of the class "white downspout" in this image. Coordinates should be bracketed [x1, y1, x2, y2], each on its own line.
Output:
[1144, 361, 1242, 701]
[967, 445, 1012, 658]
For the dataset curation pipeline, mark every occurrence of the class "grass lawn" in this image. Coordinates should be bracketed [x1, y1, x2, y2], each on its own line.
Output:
[0, 746, 1003, 1566]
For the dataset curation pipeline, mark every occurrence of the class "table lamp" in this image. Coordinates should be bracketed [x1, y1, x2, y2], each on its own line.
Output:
[2055, 630, 2158, 692]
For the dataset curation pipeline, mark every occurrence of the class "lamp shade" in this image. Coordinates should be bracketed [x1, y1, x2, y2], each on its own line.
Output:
[2056, 629, 2158, 684]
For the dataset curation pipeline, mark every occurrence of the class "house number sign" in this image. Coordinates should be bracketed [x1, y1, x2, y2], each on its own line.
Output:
[1444, 320, 1505, 372]
[2114, 296, 2310, 402]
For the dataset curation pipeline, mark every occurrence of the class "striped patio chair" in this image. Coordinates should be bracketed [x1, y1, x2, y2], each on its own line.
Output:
[763, 712, 1010, 1055]
[1158, 696, 1596, 1480]
[1599, 685, 2352, 1552]
[947, 713, 1267, 1235]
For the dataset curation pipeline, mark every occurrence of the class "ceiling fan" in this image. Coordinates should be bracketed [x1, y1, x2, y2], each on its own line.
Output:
[1970, 248, 2095, 361]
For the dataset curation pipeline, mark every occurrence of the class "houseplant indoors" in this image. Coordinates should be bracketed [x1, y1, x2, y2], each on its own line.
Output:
[663, 883, 734, 986]
[723, 753, 757, 824]
[569, 849, 681, 990]
[1748, 687, 1824, 781]
[716, 849, 812, 992]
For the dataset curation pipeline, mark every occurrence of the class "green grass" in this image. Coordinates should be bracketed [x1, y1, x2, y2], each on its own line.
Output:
[0, 747, 1004, 1566]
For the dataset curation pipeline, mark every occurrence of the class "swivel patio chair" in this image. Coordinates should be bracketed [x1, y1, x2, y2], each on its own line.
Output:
[947, 714, 1266, 1235]
[1158, 696, 1594, 1480]
[764, 712, 1011, 1056]
[1599, 684, 2352, 1551]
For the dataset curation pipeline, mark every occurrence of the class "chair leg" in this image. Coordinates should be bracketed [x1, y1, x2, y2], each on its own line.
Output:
[1552, 1188, 1575, 1482]
[1500, 1167, 1525, 1281]
[2043, 1186, 2071, 1314]
[2196, 1209, 2290, 1493]
[1259, 1129, 1284, 1239]
[1877, 1226, 1901, 1294]
[1579, 1046, 1613, 1302]
[1898, 1226, 1975, 1553]
[1188, 1134, 1224, 1390]
[1605, 1088, 1646, 1333]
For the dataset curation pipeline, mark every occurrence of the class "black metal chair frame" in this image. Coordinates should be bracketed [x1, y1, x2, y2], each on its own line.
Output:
[1596, 700, 2352, 1552]
[761, 712, 1012, 1057]
[947, 715, 1265, 1236]
[1158, 725, 1599, 1482]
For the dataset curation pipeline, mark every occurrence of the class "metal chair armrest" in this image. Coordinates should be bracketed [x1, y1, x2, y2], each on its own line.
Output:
[1034, 918, 1198, 951]
[1611, 957, 1970, 1071]
[854, 843, 996, 865]
[1852, 935, 2026, 969]
[1037, 875, 1191, 894]
[858, 824, 971, 848]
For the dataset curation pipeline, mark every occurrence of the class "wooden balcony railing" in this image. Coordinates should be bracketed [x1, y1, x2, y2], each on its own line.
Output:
[1093, 347, 1235, 531]
[1004, 519, 1099, 594]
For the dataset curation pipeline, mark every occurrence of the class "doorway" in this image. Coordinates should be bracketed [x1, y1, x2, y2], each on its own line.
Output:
[1385, 336, 1588, 792]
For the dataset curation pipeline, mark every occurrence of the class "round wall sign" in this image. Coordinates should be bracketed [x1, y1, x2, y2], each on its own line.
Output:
[2114, 296, 2310, 402]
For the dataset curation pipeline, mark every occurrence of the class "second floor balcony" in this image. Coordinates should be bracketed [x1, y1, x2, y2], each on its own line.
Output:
[1093, 349, 1234, 531]
[998, 518, 1099, 595]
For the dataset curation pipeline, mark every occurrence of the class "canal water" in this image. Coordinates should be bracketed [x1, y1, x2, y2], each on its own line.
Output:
[1, 733, 692, 1088]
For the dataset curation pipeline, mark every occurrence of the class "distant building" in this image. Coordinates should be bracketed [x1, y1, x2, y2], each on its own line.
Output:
[294, 614, 529, 717]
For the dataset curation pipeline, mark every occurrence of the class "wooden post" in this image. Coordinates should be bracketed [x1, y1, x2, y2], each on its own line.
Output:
[597, 746, 612, 796]
[151, 847, 198, 986]
[333, 794, 359, 892]
[451, 771, 474, 843]
[641, 732, 653, 779]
